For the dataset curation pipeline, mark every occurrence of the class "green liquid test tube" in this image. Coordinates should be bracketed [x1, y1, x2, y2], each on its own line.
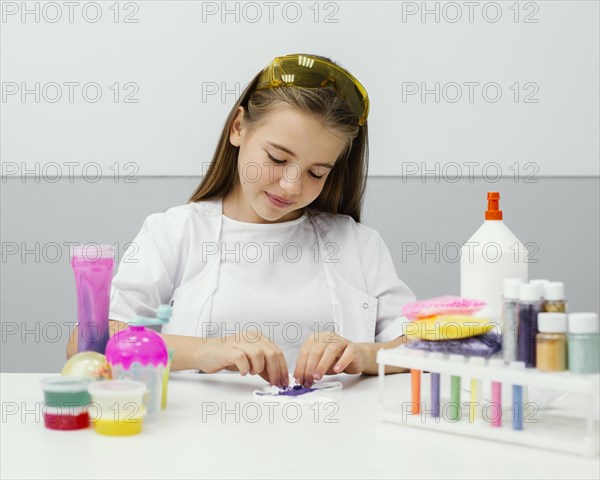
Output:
[448, 354, 465, 421]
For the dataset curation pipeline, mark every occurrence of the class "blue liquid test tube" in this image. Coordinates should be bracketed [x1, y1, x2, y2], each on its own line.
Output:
[510, 360, 526, 430]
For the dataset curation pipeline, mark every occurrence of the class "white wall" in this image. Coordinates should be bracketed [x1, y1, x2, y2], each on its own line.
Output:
[2, 1, 599, 177]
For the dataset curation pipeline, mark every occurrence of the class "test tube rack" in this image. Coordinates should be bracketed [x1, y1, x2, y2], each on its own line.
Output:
[376, 346, 600, 458]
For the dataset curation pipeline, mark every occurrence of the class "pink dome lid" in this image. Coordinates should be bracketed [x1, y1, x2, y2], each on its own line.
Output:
[105, 326, 168, 369]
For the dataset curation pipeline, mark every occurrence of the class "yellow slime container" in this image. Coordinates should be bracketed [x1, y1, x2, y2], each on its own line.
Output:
[92, 405, 147, 436]
[87, 380, 147, 436]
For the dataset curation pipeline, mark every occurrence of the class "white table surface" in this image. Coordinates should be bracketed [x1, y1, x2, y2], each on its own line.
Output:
[1, 372, 599, 479]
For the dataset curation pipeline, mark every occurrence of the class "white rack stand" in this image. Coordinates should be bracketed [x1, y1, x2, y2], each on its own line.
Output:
[377, 346, 600, 458]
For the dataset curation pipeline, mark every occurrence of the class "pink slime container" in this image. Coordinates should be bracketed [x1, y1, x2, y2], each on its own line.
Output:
[105, 306, 171, 418]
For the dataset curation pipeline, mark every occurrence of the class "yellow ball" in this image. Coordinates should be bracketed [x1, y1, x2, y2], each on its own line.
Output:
[62, 352, 112, 380]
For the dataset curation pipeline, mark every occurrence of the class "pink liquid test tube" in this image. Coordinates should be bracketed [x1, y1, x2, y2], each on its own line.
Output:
[489, 358, 505, 427]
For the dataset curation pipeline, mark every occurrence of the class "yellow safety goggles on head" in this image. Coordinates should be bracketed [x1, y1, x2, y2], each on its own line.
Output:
[255, 54, 370, 126]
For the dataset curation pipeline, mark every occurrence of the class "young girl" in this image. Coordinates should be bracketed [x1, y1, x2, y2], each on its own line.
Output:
[67, 53, 416, 388]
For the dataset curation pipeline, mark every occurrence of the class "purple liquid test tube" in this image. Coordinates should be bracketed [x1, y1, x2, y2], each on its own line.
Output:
[429, 352, 443, 419]
[72, 245, 114, 353]
[431, 374, 440, 418]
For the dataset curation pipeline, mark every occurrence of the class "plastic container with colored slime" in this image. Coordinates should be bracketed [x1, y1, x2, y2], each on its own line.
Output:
[105, 305, 171, 420]
[87, 380, 147, 436]
[40, 376, 92, 430]
[43, 405, 90, 430]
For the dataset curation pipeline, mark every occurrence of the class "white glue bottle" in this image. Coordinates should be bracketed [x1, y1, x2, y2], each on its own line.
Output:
[460, 192, 528, 317]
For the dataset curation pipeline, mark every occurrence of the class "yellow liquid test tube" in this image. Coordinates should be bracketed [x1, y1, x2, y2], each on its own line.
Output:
[469, 356, 486, 422]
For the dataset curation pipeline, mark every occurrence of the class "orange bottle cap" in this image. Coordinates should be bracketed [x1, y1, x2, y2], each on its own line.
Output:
[485, 192, 503, 220]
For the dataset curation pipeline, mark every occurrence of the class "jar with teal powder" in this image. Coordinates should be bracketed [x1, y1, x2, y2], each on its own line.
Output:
[567, 312, 599, 374]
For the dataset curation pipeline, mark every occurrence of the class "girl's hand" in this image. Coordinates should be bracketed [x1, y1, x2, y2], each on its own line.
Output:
[293, 331, 368, 387]
[197, 330, 289, 387]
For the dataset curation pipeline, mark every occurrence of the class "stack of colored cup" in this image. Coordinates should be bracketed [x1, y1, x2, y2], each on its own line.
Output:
[41, 376, 91, 430]
[87, 380, 147, 436]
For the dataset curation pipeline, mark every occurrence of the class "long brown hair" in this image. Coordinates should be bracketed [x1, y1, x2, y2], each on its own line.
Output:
[188, 54, 369, 223]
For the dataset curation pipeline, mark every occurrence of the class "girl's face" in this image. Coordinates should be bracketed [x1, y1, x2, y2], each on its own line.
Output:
[226, 105, 347, 223]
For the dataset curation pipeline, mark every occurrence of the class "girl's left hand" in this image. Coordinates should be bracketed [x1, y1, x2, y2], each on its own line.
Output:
[293, 331, 368, 387]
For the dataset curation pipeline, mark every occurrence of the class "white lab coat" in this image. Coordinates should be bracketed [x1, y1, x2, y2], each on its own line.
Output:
[109, 197, 416, 357]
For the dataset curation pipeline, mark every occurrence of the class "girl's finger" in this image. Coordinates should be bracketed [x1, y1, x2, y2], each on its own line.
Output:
[293, 342, 311, 385]
[303, 345, 327, 387]
[313, 344, 343, 380]
[243, 348, 265, 377]
[263, 349, 283, 386]
[275, 347, 289, 387]
[332, 344, 357, 374]
[257, 370, 271, 384]
[226, 349, 251, 376]
[266, 344, 288, 387]
[258, 337, 287, 387]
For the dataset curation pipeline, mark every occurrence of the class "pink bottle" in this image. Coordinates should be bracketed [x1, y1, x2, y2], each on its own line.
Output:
[71, 245, 115, 353]
[105, 305, 171, 420]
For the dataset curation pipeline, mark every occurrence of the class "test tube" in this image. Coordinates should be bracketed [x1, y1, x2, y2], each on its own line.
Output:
[488, 358, 505, 427]
[428, 352, 443, 419]
[410, 369, 421, 414]
[448, 354, 464, 421]
[469, 356, 486, 423]
[509, 361, 526, 430]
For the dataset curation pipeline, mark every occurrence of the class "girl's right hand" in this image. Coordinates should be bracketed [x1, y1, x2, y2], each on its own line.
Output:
[196, 330, 289, 387]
